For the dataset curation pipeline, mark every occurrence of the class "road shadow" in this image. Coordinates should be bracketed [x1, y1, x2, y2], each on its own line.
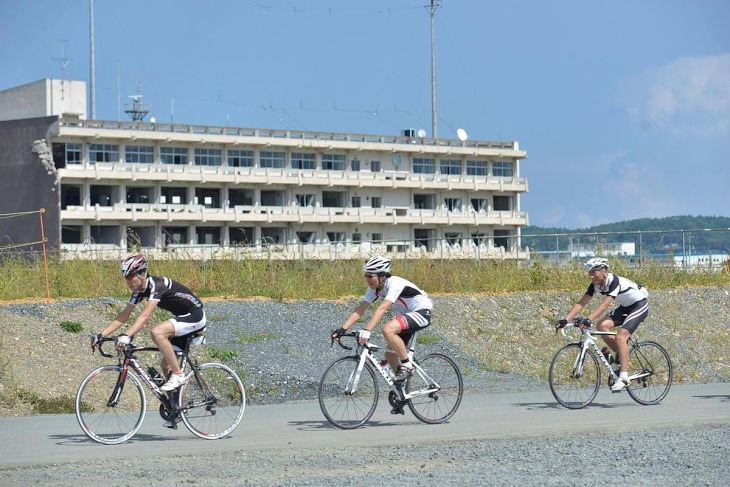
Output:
[513, 401, 626, 410]
[693, 394, 730, 402]
[49, 432, 218, 446]
[288, 418, 415, 431]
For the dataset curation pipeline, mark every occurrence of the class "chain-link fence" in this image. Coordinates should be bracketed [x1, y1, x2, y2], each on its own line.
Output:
[523, 228, 730, 270]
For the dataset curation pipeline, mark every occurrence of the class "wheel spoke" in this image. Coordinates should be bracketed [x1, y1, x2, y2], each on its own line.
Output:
[626, 341, 673, 405]
[179, 363, 246, 439]
[407, 353, 463, 423]
[75, 366, 146, 444]
[549, 344, 601, 409]
[319, 357, 378, 429]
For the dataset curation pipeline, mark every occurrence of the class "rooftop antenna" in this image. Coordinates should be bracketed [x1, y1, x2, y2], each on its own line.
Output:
[124, 85, 150, 121]
[53, 40, 72, 80]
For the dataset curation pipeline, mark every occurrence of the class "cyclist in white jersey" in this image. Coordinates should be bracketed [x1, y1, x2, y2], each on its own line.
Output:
[331, 255, 433, 383]
[92, 254, 207, 394]
[555, 257, 649, 392]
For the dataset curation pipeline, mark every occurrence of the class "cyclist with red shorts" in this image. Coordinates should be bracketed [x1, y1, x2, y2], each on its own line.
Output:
[331, 255, 433, 383]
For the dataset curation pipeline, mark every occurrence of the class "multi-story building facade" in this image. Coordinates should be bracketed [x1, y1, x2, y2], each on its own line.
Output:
[1, 79, 529, 260]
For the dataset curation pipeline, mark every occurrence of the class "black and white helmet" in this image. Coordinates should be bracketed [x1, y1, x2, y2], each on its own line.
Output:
[362, 255, 392, 274]
[120, 254, 148, 277]
[583, 257, 608, 271]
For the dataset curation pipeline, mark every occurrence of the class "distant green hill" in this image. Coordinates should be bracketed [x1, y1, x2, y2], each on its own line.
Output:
[522, 215, 730, 254]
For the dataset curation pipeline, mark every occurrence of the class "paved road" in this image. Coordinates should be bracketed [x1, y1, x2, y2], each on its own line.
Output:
[1, 383, 728, 468]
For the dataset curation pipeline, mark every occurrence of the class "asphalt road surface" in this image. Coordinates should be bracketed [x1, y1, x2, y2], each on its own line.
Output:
[0, 383, 727, 469]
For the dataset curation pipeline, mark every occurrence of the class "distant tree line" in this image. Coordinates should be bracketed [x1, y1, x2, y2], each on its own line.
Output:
[522, 215, 730, 255]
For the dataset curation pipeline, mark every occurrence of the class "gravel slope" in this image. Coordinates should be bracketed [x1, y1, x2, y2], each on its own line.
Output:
[1, 287, 728, 416]
[0, 288, 728, 485]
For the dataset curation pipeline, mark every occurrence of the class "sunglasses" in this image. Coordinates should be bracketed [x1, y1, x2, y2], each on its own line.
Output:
[364, 273, 378, 279]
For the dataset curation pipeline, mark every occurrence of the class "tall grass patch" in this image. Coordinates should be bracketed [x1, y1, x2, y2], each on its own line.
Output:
[0, 254, 727, 301]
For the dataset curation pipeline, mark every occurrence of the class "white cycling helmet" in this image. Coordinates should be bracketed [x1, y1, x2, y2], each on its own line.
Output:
[363, 255, 392, 274]
[583, 257, 609, 271]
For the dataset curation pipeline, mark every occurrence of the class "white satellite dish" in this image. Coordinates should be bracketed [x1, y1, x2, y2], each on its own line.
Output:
[417, 129, 426, 138]
[457, 128, 468, 141]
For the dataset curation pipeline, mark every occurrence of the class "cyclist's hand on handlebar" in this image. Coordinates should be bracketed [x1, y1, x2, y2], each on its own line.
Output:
[578, 318, 592, 329]
[331, 327, 346, 340]
[554, 319, 568, 330]
[357, 329, 371, 345]
[91, 333, 103, 349]
[115, 333, 131, 348]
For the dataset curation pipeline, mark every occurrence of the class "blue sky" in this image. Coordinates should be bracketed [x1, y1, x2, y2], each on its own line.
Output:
[1, 0, 728, 229]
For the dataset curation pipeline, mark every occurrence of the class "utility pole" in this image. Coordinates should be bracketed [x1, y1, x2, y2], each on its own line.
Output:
[429, 0, 440, 139]
[89, 0, 96, 119]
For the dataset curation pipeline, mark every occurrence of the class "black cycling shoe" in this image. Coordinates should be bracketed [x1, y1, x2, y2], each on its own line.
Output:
[390, 406, 405, 415]
[393, 367, 413, 383]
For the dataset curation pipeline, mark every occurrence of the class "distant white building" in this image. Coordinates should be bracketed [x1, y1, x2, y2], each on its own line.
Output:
[0, 79, 530, 261]
[674, 252, 729, 270]
[569, 242, 636, 258]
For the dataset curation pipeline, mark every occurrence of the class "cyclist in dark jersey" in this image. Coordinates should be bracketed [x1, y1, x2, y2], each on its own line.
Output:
[555, 257, 649, 392]
[93, 254, 206, 392]
[331, 255, 433, 384]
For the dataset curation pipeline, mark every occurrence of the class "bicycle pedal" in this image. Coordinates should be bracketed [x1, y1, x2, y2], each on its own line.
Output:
[390, 407, 405, 415]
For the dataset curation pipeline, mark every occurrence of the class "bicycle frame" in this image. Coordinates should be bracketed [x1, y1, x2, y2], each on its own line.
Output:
[98, 339, 204, 414]
[342, 332, 441, 401]
[561, 325, 653, 383]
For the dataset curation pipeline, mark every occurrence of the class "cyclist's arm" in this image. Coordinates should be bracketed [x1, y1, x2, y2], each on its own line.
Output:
[124, 299, 160, 337]
[565, 294, 591, 321]
[341, 300, 370, 330]
[100, 303, 136, 336]
[363, 299, 393, 332]
[587, 295, 614, 322]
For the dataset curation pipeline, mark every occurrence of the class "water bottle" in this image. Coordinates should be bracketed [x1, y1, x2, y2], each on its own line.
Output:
[380, 360, 394, 379]
[148, 366, 165, 386]
[601, 347, 615, 364]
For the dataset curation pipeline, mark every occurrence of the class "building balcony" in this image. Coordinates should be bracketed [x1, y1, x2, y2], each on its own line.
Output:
[60, 203, 529, 227]
[57, 163, 528, 192]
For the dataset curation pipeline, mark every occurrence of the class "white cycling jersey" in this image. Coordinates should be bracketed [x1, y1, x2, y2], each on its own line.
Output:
[364, 275, 433, 315]
[585, 272, 647, 307]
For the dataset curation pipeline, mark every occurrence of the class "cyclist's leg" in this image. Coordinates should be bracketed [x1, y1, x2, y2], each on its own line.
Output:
[596, 314, 618, 354]
[156, 309, 207, 375]
[383, 309, 431, 364]
[383, 318, 408, 368]
[616, 300, 648, 374]
[152, 320, 180, 374]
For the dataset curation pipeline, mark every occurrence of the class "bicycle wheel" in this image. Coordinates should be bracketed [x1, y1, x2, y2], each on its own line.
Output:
[626, 341, 673, 405]
[549, 343, 601, 409]
[318, 356, 379, 429]
[406, 353, 463, 423]
[75, 365, 146, 445]
[179, 363, 246, 439]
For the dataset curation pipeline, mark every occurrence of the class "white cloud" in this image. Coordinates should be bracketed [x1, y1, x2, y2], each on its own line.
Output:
[621, 53, 730, 137]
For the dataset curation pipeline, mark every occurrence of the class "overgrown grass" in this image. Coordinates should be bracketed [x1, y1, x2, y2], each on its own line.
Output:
[206, 347, 237, 361]
[59, 321, 83, 333]
[0, 254, 727, 301]
[15, 389, 76, 414]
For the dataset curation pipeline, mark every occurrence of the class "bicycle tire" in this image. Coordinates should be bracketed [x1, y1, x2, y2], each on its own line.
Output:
[406, 353, 463, 424]
[626, 341, 673, 405]
[318, 356, 379, 429]
[549, 343, 601, 409]
[178, 363, 246, 439]
[75, 365, 146, 445]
